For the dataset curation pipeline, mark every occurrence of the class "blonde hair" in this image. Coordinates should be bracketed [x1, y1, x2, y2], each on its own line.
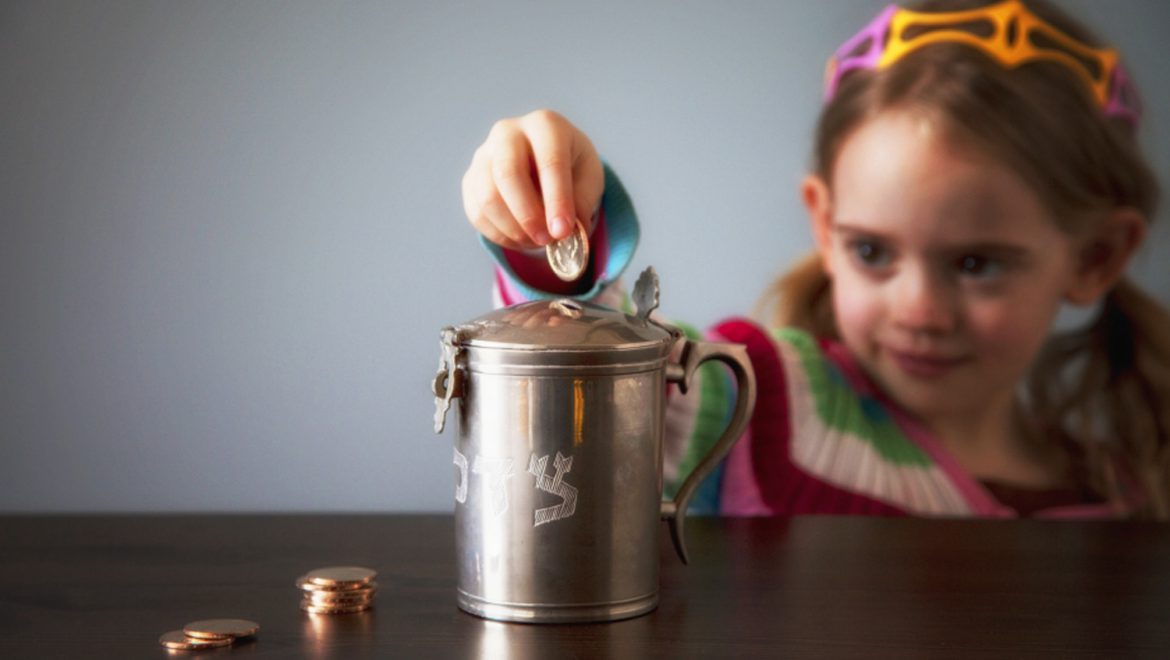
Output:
[758, 0, 1169, 517]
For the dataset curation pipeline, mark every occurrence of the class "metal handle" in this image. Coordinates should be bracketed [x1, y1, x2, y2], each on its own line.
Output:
[661, 339, 756, 564]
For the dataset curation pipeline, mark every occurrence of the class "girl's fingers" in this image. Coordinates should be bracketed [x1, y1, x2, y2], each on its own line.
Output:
[479, 190, 533, 249]
[477, 221, 524, 251]
[522, 111, 577, 241]
[463, 110, 602, 249]
[490, 125, 549, 246]
[463, 147, 530, 250]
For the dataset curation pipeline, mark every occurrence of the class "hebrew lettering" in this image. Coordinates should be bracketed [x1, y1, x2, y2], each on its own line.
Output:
[453, 448, 469, 504]
[528, 452, 578, 526]
[473, 455, 515, 517]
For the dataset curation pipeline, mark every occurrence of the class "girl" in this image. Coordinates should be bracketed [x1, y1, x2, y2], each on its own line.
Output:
[460, 0, 1170, 519]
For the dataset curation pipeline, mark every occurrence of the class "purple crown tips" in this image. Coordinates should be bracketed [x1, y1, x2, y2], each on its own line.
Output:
[824, 4, 898, 101]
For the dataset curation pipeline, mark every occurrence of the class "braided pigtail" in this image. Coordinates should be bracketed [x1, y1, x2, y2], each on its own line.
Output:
[755, 251, 837, 340]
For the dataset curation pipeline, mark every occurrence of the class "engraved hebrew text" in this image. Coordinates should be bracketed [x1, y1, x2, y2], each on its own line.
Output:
[453, 448, 469, 504]
[528, 452, 578, 526]
[473, 455, 515, 517]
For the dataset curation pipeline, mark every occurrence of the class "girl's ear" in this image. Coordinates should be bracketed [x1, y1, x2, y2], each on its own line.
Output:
[1065, 207, 1147, 306]
[801, 174, 835, 276]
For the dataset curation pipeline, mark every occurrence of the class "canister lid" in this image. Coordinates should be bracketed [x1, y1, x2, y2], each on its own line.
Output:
[454, 298, 676, 354]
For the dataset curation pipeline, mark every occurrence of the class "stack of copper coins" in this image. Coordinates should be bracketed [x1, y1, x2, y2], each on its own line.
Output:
[296, 566, 377, 614]
[158, 618, 259, 651]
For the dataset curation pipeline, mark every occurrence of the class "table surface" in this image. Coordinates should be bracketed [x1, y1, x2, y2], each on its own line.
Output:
[1, 514, 1168, 659]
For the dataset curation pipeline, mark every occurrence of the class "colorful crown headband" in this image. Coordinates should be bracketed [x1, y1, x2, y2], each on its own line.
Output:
[823, 0, 1140, 125]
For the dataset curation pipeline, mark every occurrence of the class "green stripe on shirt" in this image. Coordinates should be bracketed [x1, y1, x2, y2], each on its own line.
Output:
[776, 328, 931, 467]
[666, 321, 734, 498]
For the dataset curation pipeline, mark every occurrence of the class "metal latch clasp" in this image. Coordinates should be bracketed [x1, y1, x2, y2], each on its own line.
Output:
[432, 326, 466, 434]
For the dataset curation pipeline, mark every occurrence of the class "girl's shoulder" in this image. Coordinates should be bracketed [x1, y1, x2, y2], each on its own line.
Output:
[705, 322, 828, 378]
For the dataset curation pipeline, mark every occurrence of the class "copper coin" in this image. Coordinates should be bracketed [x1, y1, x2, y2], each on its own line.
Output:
[304, 566, 377, 587]
[158, 630, 233, 650]
[296, 576, 379, 593]
[300, 601, 373, 615]
[183, 618, 260, 640]
[546, 219, 589, 281]
[305, 585, 376, 600]
[306, 592, 375, 607]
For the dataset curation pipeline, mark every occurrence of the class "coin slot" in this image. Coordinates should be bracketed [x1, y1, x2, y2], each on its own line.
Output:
[551, 299, 584, 318]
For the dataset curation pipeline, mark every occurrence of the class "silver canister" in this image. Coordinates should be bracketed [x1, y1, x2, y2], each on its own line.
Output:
[432, 268, 756, 623]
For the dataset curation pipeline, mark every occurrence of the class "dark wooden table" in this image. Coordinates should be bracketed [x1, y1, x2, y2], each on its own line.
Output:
[1, 515, 1168, 659]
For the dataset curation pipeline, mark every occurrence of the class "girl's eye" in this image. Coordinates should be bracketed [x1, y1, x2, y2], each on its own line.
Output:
[849, 240, 891, 268]
[957, 254, 1003, 279]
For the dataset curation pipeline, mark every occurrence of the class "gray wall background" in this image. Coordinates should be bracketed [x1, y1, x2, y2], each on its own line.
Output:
[3, 0, 1168, 512]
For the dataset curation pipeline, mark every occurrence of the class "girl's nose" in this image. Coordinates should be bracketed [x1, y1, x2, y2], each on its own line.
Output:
[890, 266, 956, 335]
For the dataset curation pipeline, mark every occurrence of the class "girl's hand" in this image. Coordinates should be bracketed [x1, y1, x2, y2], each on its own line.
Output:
[462, 110, 604, 250]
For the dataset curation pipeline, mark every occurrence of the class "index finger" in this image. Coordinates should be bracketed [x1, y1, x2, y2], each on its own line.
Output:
[523, 114, 577, 241]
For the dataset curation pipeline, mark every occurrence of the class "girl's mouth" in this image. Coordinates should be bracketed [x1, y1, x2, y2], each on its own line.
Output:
[886, 348, 969, 378]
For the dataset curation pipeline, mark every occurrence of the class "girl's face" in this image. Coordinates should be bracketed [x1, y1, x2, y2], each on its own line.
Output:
[809, 110, 1086, 422]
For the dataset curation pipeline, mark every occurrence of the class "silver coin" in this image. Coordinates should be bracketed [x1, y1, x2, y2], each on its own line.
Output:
[546, 220, 589, 281]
